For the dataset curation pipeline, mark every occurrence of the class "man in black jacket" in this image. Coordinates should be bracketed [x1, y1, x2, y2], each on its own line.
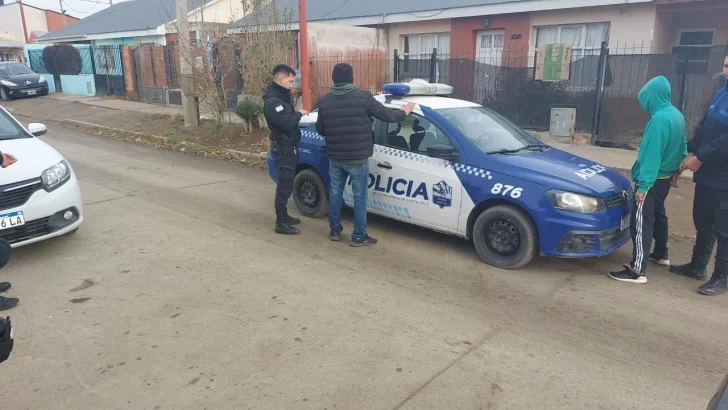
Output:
[670, 54, 728, 296]
[263, 65, 308, 235]
[0, 151, 19, 311]
[316, 63, 414, 246]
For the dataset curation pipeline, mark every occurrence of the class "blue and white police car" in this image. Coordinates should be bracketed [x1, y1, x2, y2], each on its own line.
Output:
[268, 80, 633, 269]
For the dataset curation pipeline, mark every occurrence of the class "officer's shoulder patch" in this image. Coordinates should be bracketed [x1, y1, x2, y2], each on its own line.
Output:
[275, 105, 284, 113]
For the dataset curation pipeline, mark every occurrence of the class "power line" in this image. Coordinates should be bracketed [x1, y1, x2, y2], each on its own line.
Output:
[61, 0, 101, 14]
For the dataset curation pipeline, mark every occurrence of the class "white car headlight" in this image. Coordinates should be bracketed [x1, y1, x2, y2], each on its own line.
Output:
[0, 80, 17, 87]
[41, 160, 71, 192]
[38, 75, 46, 83]
[547, 190, 606, 213]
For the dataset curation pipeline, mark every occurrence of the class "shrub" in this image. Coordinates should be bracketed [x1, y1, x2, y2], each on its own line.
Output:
[42, 44, 83, 75]
[236, 98, 264, 126]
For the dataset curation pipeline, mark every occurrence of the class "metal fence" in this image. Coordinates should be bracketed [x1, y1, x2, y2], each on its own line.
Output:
[387, 43, 727, 147]
[27, 45, 126, 97]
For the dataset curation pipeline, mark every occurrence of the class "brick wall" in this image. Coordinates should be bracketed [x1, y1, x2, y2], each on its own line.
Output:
[120, 45, 136, 98]
[45, 10, 78, 32]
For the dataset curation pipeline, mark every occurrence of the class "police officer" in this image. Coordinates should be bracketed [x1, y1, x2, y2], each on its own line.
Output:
[670, 54, 728, 296]
[263, 65, 308, 235]
[0, 151, 19, 311]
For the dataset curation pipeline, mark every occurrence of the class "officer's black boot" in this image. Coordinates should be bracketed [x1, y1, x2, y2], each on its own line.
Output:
[275, 217, 300, 235]
[698, 272, 728, 296]
[281, 214, 301, 226]
[669, 263, 708, 281]
[0, 296, 18, 311]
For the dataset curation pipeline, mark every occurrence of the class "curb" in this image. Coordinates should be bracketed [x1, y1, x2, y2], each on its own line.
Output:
[63, 119, 267, 159]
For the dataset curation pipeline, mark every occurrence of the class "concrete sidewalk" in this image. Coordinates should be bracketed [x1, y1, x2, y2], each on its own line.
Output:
[45, 93, 241, 122]
[10, 93, 692, 178]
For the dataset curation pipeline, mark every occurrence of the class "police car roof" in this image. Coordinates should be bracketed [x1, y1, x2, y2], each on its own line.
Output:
[374, 94, 481, 110]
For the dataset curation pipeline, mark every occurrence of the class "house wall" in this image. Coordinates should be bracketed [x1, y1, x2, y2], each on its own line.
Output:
[307, 23, 386, 105]
[45, 11, 79, 32]
[22, 6, 49, 38]
[23, 43, 95, 96]
[93, 35, 165, 46]
[664, 9, 728, 47]
[0, 4, 24, 44]
[450, 13, 531, 59]
[189, 0, 249, 25]
[529, 3, 658, 50]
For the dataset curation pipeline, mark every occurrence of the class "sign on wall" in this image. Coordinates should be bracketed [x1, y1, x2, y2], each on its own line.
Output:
[536, 43, 572, 82]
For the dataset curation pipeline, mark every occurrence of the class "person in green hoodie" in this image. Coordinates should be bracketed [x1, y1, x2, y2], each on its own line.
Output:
[609, 75, 687, 284]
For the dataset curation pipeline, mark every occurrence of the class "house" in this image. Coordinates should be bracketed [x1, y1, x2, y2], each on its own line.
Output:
[36, 0, 249, 45]
[0, 37, 24, 62]
[0, 0, 78, 45]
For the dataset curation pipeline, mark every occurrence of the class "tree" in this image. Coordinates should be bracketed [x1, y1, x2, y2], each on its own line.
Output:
[42, 44, 83, 75]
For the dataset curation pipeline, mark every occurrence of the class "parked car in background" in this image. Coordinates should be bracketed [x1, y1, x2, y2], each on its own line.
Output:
[0, 105, 83, 247]
[0, 62, 49, 101]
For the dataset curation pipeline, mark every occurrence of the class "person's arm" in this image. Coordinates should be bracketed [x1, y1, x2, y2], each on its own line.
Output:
[365, 93, 407, 123]
[696, 133, 728, 166]
[635, 122, 666, 194]
[688, 115, 707, 154]
[263, 98, 303, 141]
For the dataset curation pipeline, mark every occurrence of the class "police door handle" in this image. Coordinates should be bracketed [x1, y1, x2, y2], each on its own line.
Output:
[377, 162, 392, 170]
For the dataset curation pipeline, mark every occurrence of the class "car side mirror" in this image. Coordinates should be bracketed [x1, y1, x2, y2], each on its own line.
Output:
[28, 123, 47, 137]
[426, 144, 459, 162]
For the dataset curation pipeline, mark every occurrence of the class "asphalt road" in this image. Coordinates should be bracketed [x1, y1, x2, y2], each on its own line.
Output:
[0, 119, 726, 410]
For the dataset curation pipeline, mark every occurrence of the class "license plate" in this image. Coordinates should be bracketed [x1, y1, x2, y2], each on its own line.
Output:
[620, 214, 630, 231]
[26, 90, 37, 95]
[0, 211, 25, 230]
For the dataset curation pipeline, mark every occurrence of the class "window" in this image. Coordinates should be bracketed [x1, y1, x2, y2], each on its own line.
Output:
[677, 30, 714, 47]
[404, 33, 450, 56]
[436, 106, 541, 154]
[383, 114, 452, 154]
[0, 110, 30, 141]
[535, 23, 610, 61]
[479, 32, 505, 50]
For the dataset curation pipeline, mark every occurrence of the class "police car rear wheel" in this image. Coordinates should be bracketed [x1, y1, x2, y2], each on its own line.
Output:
[293, 169, 328, 218]
[473, 205, 538, 270]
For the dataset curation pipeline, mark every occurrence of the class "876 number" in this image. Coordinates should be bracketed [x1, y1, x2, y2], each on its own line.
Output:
[491, 183, 523, 199]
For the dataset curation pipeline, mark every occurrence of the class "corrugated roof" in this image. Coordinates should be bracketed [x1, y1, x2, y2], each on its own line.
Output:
[0, 38, 23, 49]
[234, 0, 530, 26]
[39, 0, 214, 41]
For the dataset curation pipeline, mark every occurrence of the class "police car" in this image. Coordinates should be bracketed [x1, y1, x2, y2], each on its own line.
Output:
[268, 80, 632, 269]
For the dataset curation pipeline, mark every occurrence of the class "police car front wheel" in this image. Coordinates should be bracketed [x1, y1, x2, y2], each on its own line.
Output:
[472, 205, 538, 270]
[293, 169, 329, 218]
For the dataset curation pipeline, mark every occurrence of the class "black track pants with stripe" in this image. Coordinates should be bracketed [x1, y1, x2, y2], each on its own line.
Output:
[630, 178, 672, 274]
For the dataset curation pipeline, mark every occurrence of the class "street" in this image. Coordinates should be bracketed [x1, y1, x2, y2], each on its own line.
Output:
[1, 118, 726, 410]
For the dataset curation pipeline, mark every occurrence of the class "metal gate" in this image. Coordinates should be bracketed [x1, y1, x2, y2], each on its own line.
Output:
[92, 45, 125, 97]
[131, 44, 171, 103]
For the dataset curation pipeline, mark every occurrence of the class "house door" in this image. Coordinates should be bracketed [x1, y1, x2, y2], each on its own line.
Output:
[474, 30, 505, 103]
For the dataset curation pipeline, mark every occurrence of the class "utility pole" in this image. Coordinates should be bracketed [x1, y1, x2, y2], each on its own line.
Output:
[175, 0, 199, 127]
[18, 0, 29, 43]
[58, 0, 67, 26]
[298, 0, 310, 111]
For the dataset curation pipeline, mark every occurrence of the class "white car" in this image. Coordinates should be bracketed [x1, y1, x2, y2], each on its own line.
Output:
[0, 105, 83, 248]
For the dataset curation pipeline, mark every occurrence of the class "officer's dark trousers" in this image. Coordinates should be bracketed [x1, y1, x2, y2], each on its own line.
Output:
[630, 178, 672, 274]
[271, 140, 298, 219]
[0, 239, 10, 270]
[690, 184, 728, 277]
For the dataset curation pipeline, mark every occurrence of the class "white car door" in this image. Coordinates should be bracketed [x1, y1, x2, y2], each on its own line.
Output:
[368, 109, 463, 234]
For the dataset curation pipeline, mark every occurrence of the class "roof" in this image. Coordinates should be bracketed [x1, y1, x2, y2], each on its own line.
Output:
[38, 0, 214, 41]
[0, 38, 23, 49]
[233, 0, 530, 26]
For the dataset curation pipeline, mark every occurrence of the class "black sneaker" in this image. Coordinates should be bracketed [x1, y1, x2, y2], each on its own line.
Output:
[0, 296, 18, 311]
[0, 282, 9, 293]
[669, 263, 708, 281]
[281, 215, 301, 226]
[648, 253, 670, 267]
[608, 266, 647, 284]
[330, 231, 341, 241]
[697, 275, 727, 296]
[350, 235, 377, 247]
[274, 222, 300, 235]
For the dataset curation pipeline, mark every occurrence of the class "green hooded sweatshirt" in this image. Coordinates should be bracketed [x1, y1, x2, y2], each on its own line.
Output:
[631, 76, 688, 194]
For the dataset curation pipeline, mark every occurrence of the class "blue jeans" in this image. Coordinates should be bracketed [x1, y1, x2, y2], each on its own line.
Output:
[328, 159, 369, 240]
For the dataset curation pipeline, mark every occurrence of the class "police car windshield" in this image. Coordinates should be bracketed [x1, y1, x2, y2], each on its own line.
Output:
[0, 110, 31, 140]
[437, 106, 543, 154]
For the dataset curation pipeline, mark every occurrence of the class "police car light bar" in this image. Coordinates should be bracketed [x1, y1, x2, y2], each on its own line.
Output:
[383, 79, 454, 97]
